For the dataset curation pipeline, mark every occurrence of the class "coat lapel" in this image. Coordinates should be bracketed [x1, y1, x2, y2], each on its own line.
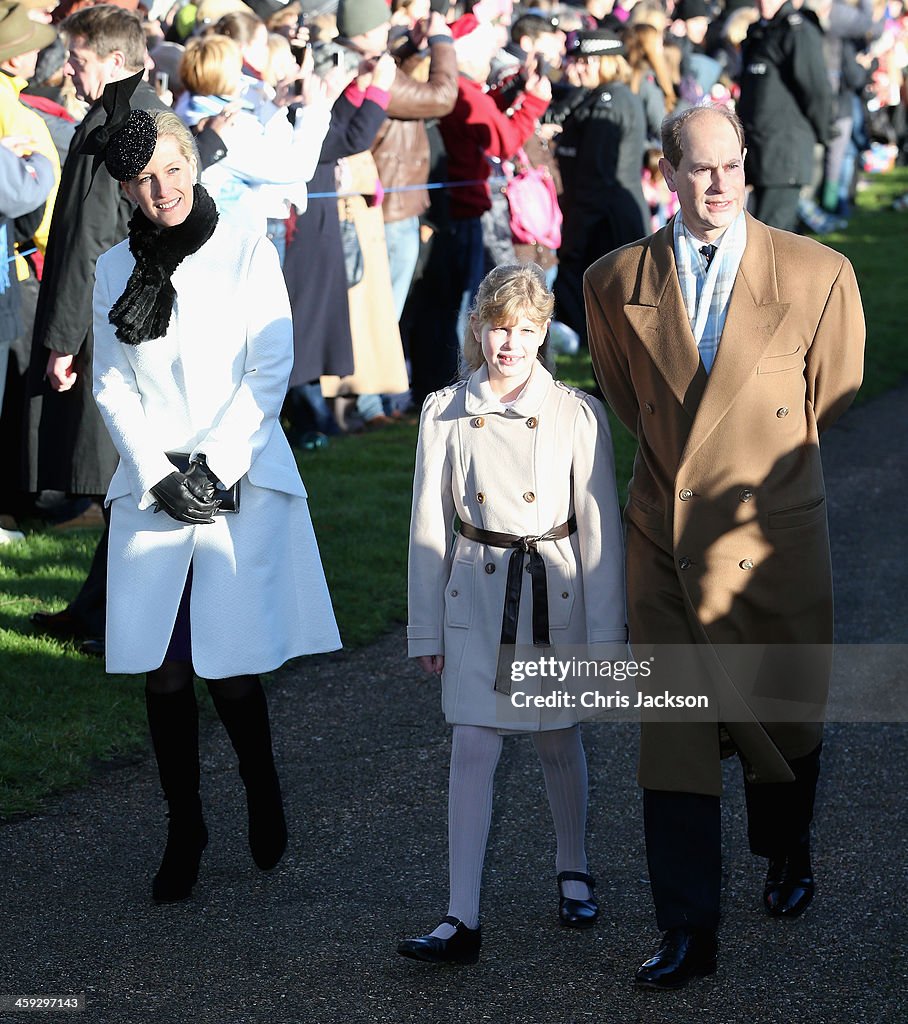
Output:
[623, 221, 706, 419]
[679, 214, 791, 468]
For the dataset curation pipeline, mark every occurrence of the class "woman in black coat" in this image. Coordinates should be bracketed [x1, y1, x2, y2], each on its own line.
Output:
[550, 32, 648, 344]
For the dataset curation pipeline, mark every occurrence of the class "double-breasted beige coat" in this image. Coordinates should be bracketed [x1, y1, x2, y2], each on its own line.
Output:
[408, 363, 627, 731]
[584, 213, 865, 795]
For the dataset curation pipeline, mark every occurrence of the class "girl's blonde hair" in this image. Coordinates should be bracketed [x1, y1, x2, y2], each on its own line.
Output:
[462, 263, 554, 375]
[180, 34, 243, 96]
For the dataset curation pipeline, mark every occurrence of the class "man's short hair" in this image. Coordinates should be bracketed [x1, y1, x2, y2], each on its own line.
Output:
[61, 5, 146, 72]
[661, 105, 745, 168]
[510, 13, 557, 46]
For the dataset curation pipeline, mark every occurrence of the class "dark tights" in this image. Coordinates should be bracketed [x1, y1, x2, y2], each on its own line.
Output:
[145, 660, 258, 700]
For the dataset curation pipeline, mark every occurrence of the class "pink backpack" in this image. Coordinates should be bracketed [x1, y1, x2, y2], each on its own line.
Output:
[505, 148, 563, 251]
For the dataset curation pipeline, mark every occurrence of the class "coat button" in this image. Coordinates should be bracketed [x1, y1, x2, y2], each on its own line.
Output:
[740, 488, 754, 502]
[678, 557, 691, 570]
[679, 488, 693, 501]
[477, 492, 485, 503]
[450, 589, 458, 597]
[472, 416, 485, 428]
[484, 563, 495, 574]
[739, 559, 754, 571]
[523, 491, 535, 503]
[776, 407, 789, 418]
[561, 591, 569, 599]
[526, 416, 538, 428]
[644, 402, 655, 414]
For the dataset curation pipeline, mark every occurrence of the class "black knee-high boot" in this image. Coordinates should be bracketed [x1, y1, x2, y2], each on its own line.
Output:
[208, 678, 287, 871]
[145, 686, 209, 903]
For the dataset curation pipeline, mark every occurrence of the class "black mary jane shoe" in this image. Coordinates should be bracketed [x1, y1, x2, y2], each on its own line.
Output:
[634, 927, 718, 990]
[557, 870, 599, 928]
[397, 916, 481, 965]
[763, 852, 815, 918]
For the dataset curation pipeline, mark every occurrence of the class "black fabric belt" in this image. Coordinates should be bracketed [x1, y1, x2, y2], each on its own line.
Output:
[458, 515, 577, 695]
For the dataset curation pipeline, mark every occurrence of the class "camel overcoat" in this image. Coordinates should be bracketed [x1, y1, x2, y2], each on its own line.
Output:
[408, 364, 627, 731]
[584, 212, 864, 795]
[92, 218, 341, 678]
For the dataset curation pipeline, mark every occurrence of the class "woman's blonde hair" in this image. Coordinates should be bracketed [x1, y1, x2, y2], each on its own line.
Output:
[180, 34, 243, 96]
[145, 110, 200, 180]
[461, 263, 554, 375]
[597, 54, 631, 86]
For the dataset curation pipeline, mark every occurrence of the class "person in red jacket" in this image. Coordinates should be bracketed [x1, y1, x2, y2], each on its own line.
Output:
[438, 14, 550, 343]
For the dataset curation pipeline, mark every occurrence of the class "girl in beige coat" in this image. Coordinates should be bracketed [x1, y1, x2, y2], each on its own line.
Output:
[398, 264, 627, 965]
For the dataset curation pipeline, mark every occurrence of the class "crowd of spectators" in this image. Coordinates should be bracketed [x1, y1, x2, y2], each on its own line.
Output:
[0, 0, 906, 559]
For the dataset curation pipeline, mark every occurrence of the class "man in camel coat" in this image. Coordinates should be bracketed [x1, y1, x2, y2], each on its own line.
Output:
[584, 105, 865, 990]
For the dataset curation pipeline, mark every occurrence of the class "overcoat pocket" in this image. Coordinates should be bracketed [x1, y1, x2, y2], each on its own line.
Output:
[767, 496, 826, 531]
[445, 560, 474, 628]
[757, 348, 803, 374]
[625, 494, 666, 531]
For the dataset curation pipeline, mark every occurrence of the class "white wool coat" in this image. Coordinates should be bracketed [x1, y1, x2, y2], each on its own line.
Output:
[408, 364, 627, 731]
[92, 218, 341, 677]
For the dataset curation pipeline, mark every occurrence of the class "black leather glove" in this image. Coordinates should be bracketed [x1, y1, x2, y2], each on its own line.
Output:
[183, 458, 220, 504]
[150, 470, 221, 524]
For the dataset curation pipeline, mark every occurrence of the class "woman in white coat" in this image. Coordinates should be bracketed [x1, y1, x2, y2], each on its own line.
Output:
[91, 109, 340, 903]
[398, 264, 627, 964]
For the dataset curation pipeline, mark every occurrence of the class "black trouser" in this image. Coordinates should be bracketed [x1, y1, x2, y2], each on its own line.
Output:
[644, 743, 822, 931]
[69, 504, 110, 637]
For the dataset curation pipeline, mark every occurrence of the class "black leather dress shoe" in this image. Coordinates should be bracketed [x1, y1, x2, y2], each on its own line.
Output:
[763, 854, 815, 918]
[557, 870, 599, 928]
[78, 638, 105, 658]
[31, 607, 91, 642]
[397, 916, 481, 965]
[635, 927, 718, 990]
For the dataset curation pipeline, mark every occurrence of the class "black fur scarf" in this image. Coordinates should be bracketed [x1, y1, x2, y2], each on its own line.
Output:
[108, 183, 219, 345]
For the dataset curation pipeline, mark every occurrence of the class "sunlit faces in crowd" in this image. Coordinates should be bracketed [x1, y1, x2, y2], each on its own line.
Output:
[63, 35, 124, 102]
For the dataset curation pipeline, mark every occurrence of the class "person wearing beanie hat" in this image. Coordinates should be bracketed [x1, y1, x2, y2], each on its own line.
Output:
[671, 0, 711, 48]
[336, 0, 392, 57]
[673, 0, 711, 21]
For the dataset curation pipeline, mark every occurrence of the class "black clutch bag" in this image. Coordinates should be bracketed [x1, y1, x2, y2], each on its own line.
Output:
[165, 452, 240, 514]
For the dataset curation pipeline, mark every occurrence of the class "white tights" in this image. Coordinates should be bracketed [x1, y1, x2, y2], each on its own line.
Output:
[432, 723, 591, 937]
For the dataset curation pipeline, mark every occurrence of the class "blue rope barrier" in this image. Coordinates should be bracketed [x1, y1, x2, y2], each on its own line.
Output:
[306, 177, 506, 200]
[7, 246, 37, 264]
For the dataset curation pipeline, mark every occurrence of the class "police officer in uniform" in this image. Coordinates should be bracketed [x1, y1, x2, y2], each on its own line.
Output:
[550, 30, 648, 343]
[737, 0, 832, 232]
